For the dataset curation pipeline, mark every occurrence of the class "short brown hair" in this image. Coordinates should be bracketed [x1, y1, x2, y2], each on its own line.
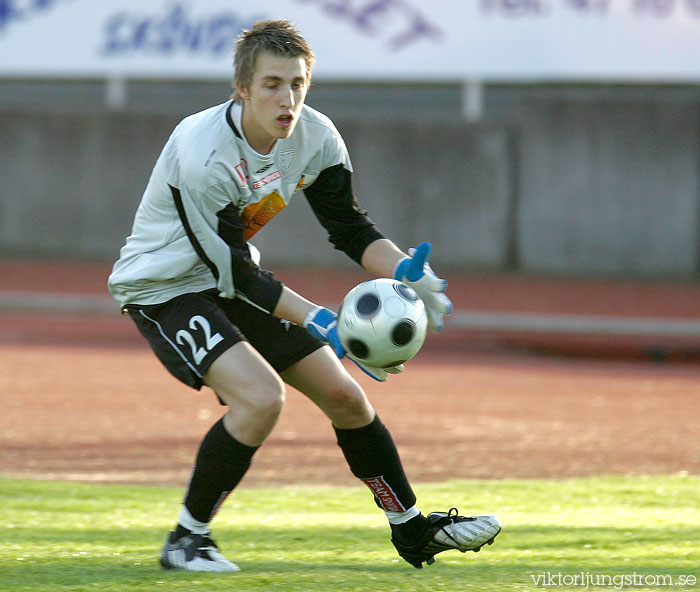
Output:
[232, 20, 315, 102]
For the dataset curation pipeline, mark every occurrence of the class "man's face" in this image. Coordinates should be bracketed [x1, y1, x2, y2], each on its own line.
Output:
[237, 51, 309, 154]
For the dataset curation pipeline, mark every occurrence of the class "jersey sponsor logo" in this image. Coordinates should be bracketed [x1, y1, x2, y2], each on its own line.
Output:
[240, 191, 286, 240]
[251, 170, 281, 190]
[361, 476, 405, 513]
[279, 149, 295, 171]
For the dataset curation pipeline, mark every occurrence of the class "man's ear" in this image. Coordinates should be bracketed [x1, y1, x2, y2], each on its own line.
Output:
[236, 81, 249, 100]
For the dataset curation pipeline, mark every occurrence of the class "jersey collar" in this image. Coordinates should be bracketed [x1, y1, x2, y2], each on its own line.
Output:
[226, 100, 243, 139]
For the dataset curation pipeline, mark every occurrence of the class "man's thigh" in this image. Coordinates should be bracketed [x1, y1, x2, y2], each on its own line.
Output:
[125, 291, 244, 389]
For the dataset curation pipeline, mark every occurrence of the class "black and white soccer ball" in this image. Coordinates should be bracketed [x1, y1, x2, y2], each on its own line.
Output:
[337, 278, 428, 369]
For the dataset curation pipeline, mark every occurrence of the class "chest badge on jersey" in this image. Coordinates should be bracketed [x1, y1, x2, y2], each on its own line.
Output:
[241, 192, 286, 240]
[279, 149, 295, 171]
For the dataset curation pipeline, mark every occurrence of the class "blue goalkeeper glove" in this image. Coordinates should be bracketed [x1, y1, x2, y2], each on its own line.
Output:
[344, 354, 404, 382]
[303, 307, 403, 382]
[394, 242, 453, 333]
[303, 307, 344, 358]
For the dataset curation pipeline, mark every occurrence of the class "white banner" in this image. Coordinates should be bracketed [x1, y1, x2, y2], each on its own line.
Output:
[1, 0, 699, 81]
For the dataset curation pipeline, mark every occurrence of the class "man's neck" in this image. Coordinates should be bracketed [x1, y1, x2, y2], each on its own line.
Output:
[240, 104, 276, 155]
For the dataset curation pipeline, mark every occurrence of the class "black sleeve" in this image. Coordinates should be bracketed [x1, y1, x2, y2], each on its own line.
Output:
[303, 164, 385, 265]
[216, 203, 283, 313]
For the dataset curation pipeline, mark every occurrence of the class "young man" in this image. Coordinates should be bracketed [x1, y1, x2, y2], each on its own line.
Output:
[108, 19, 500, 572]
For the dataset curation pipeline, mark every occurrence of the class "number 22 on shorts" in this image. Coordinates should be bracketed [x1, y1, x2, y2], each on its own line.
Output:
[176, 315, 223, 365]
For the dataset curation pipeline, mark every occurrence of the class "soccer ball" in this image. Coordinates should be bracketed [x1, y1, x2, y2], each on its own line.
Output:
[337, 278, 428, 369]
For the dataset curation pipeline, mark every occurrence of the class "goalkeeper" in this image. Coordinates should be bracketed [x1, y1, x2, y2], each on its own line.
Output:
[108, 19, 500, 573]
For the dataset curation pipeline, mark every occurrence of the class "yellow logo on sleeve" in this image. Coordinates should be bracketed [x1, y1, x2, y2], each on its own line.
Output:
[240, 192, 286, 240]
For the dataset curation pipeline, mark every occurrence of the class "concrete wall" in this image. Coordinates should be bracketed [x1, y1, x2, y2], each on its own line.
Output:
[516, 98, 699, 276]
[0, 111, 179, 259]
[252, 122, 514, 270]
[0, 81, 698, 278]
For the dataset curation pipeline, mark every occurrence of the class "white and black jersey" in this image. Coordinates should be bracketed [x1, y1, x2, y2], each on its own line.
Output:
[108, 101, 384, 311]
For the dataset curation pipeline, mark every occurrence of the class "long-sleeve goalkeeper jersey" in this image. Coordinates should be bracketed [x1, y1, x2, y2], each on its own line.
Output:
[108, 100, 384, 312]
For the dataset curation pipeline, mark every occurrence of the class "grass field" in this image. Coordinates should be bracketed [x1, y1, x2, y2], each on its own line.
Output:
[1, 475, 697, 592]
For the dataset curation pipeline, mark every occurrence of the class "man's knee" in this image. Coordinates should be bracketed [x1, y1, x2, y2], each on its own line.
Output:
[216, 369, 286, 447]
[323, 377, 369, 413]
[235, 374, 285, 420]
[214, 369, 285, 423]
[253, 375, 286, 420]
[206, 343, 286, 419]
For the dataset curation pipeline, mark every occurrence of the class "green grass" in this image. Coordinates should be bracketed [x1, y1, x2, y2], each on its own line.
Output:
[0, 475, 698, 591]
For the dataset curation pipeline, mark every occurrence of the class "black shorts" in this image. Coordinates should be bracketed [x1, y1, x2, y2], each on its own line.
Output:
[124, 290, 323, 390]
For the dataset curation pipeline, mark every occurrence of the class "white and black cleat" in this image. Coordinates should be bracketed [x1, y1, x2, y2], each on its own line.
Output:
[392, 508, 501, 569]
[159, 531, 240, 572]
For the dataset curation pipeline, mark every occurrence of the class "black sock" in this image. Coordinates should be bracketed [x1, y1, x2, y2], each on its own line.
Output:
[390, 513, 430, 543]
[334, 415, 417, 513]
[183, 417, 259, 524]
[174, 524, 191, 539]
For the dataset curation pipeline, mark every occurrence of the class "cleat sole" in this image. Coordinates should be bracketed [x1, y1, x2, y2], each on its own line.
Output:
[472, 536, 497, 553]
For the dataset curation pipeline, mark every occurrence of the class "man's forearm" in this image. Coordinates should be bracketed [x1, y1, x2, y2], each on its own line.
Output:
[360, 238, 407, 278]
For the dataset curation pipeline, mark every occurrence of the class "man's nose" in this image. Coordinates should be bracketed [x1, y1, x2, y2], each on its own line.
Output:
[281, 87, 294, 108]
